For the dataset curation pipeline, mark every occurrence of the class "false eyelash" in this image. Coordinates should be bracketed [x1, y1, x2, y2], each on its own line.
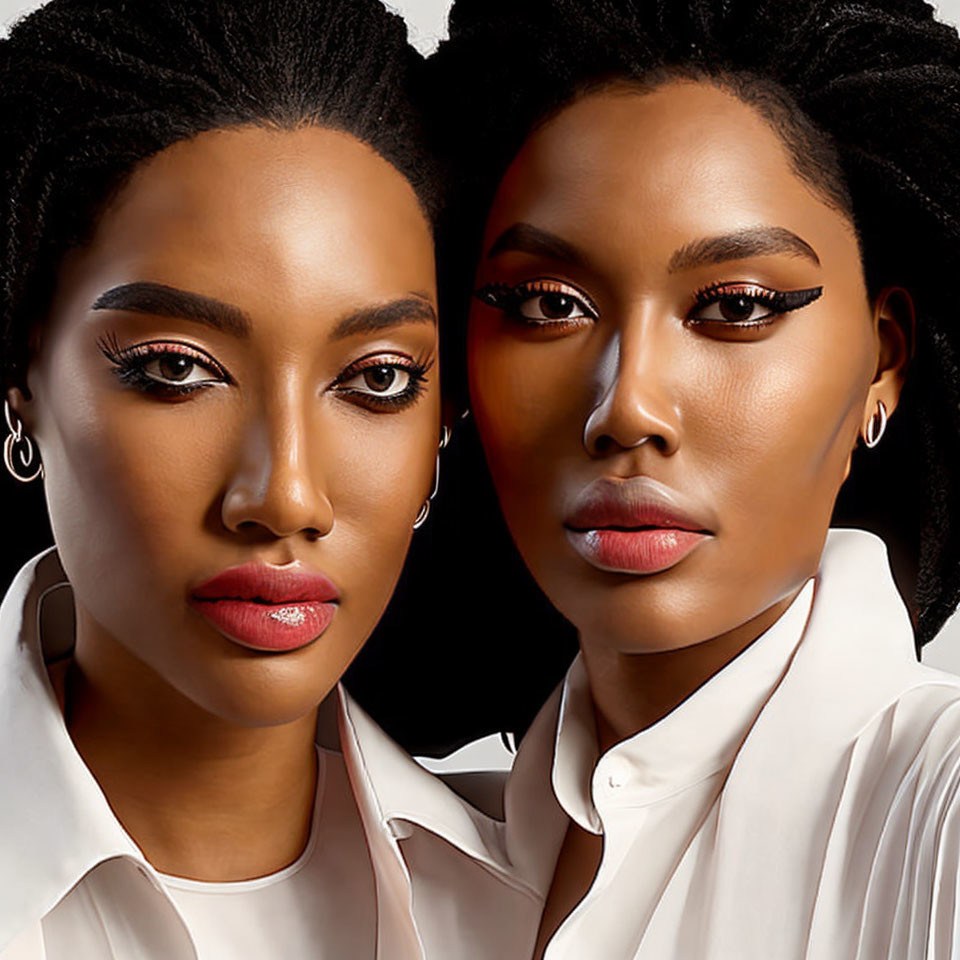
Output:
[473, 279, 598, 323]
[474, 282, 514, 308]
[333, 351, 435, 411]
[692, 283, 824, 316]
[96, 333, 227, 396]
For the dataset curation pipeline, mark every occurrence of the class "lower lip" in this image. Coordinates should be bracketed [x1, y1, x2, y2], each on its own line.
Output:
[566, 527, 709, 574]
[190, 599, 336, 652]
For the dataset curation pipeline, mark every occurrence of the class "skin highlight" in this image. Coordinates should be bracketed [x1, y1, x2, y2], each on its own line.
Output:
[9, 124, 440, 881]
[466, 81, 910, 953]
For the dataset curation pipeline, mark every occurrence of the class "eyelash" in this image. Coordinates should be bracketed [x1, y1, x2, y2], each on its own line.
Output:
[98, 334, 434, 412]
[97, 333, 229, 397]
[331, 352, 434, 412]
[475, 279, 824, 330]
[689, 282, 824, 327]
[474, 279, 598, 327]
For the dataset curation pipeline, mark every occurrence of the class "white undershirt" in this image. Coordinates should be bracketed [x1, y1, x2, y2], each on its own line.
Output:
[159, 747, 376, 960]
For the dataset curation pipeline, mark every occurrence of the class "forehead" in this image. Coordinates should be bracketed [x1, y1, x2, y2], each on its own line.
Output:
[484, 81, 857, 273]
[57, 125, 434, 323]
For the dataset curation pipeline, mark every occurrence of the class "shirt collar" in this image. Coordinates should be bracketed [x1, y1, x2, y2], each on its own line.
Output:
[337, 684, 522, 879]
[551, 573, 816, 834]
[0, 548, 155, 952]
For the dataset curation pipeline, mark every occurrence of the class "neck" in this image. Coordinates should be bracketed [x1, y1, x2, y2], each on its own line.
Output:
[582, 589, 803, 754]
[62, 609, 321, 882]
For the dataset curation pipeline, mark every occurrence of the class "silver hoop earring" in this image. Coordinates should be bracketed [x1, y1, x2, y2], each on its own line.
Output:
[4, 401, 43, 483]
[864, 400, 888, 449]
[413, 427, 451, 530]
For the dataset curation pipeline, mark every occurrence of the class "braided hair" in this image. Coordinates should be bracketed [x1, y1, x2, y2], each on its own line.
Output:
[428, 0, 960, 647]
[0, 0, 437, 396]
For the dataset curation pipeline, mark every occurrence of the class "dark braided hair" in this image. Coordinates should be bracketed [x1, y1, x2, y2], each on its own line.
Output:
[0, 0, 438, 397]
[427, 0, 960, 648]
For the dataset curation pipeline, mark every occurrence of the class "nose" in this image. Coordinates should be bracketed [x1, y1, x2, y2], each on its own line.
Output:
[582, 324, 682, 458]
[221, 402, 334, 540]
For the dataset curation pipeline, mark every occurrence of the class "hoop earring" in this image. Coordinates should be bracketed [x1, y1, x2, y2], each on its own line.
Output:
[413, 426, 452, 531]
[4, 401, 43, 483]
[864, 400, 888, 449]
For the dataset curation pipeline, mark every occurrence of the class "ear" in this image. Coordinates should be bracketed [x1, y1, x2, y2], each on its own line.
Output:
[440, 394, 460, 447]
[5, 384, 34, 431]
[860, 285, 914, 439]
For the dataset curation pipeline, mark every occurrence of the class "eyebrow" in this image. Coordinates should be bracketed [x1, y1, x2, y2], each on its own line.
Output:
[91, 282, 251, 337]
[486, 223, 588, 267]
[668, 226, 821, 272]
[331, 296, 437, 340]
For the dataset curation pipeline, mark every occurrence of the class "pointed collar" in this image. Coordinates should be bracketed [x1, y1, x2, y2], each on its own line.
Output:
[552, 579, 815, 833]
[0, 549, 151, 952]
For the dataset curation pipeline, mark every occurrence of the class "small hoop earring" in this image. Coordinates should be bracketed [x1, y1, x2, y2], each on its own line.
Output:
[4, 401, 43, 483]
[864, 400, 888, 449]
[413, 427, 451, 531]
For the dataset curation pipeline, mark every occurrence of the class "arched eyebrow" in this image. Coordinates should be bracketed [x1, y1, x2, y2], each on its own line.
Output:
[330, 296, 437, 340]
[668, 226, 821, 272]
[486, 222, 587, 267]
[91, 282, 250, 337]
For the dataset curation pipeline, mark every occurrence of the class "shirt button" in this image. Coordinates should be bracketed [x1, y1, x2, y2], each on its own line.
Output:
[602, 757, 631, 790]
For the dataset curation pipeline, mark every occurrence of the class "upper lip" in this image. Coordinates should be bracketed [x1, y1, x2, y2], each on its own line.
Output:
[190, 563, 340, 604]
[564, 476, 714, 533]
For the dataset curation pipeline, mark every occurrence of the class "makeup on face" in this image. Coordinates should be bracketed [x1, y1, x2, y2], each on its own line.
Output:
[563, 476, 714, 575]
[189, 563, 340, 653]
[31, 125, 440, 725]
[467, 81, 879, 656]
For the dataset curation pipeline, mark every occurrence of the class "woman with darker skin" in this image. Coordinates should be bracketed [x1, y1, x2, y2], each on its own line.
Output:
[428, 0, 960, 956]
[0, 2, 521, 958]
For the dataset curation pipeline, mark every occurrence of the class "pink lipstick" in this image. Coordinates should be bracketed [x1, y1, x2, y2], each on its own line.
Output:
[189, 563, 339, 652]
[564, 477, 713, 575]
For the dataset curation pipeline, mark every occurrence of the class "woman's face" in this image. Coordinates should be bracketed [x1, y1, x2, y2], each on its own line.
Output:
[15, 125, 439, 724]
[468, 81, 908, 654]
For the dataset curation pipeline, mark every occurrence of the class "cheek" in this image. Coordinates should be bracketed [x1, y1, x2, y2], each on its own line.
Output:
[468, 315, 584, 490]
[693, 322, 872, 528]
[38, 372, 225, 589]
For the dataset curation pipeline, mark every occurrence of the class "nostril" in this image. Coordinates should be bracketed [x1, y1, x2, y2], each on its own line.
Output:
[592, 434, 616, 455]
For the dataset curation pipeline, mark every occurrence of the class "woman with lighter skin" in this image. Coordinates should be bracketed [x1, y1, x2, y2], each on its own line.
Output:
[424, 0, 960, 956]
[0, 2, 543, 958]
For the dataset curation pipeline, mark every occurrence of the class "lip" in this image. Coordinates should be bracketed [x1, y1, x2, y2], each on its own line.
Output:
[564, 476, 714, 575]
[189, 563, 340, 653]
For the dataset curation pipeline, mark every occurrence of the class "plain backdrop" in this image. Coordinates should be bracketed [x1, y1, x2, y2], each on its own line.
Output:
[2, 0, 960, 730]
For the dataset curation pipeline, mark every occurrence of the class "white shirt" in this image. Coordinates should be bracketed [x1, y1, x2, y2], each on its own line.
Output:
[499, 527, 960, 959]
[156, 747, 375, 960]
[0, 549, 541, 960]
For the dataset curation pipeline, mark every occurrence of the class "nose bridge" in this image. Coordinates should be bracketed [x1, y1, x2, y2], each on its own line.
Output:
[583, 304, 682, 456]
[221, 380, 333, 538]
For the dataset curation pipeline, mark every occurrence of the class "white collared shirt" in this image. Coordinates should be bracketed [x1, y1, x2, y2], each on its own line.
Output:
[0, 550, 541, 960]
[500, 528, 960, 959]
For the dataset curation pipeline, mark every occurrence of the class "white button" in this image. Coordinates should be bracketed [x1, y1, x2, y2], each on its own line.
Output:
[602, 757, 632, 790]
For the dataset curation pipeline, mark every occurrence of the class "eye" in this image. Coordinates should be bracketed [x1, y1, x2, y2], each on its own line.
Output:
[97, 335, 230, 396]
[332, 352, 431, 411]
[688, 283, 823, 328]
[338, 362, 413, 398]
[474, 278, 597, 327]
[141, 351, 222, 386]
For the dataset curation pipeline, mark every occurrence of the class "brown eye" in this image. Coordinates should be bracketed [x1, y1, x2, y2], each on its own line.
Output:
[718, 296, 758, 323]
[141, 351, 220, 386]
[157, 355, 194, 382]
[532, 293, 577, 320]
[363, 365, 399, 392]
[337, 360, 414, 400]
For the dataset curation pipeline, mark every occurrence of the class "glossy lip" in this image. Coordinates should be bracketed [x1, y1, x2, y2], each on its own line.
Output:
[564, 476, 715, 575]
[189, 562, 340, 653]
